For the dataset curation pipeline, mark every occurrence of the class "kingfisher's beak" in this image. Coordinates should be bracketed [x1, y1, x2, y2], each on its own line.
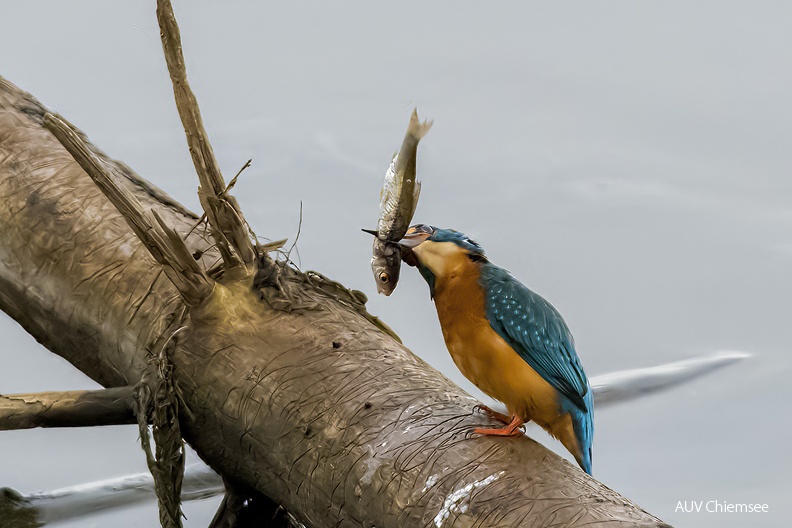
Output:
[397, 228, 430, 267]
[397, 233, 429, 249]
[398, 224, 434, 249]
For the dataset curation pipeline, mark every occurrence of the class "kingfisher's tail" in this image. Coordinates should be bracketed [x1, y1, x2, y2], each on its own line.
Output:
[570, 389, 594, 475]
[555, 388, 594, 475]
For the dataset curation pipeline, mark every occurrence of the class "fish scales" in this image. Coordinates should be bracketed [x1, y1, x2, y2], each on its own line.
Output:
[377, 109, 431, 241]
[370, 108, 432, 295]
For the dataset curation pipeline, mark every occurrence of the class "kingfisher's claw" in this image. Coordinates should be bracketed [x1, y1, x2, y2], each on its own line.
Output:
[473, 404, 511, 424]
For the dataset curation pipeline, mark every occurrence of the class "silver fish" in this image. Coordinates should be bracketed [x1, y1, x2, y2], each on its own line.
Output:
[369, 237, 403, 296]
[378, 108, 432, 240]
[368, 108, 432, 295]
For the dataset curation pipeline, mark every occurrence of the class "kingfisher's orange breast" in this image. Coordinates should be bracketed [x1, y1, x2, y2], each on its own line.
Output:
[431, 255, 561, 426]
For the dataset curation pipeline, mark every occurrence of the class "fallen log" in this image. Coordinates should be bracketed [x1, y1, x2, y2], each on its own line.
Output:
[0, 2, 672, 526]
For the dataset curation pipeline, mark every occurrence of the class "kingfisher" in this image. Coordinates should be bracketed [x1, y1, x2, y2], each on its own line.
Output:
[399, 224, 594, 474]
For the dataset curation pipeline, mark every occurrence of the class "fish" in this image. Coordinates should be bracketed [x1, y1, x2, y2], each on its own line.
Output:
[378, 108, 432, 240]
[369, 236, 403, 296]
[366, 108, 432, 296]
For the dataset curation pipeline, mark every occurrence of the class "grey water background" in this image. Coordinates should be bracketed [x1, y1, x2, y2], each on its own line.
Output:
[1, 1, 790, 526]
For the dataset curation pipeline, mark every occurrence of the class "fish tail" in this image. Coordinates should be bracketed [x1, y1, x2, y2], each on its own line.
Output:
[409, 108, 433, 140]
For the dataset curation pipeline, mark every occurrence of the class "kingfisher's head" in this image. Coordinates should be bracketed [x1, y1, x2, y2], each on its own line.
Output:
[398, 224, 486, 294]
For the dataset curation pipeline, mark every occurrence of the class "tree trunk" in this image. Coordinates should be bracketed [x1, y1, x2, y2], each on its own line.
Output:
[0, 24, 672, 528]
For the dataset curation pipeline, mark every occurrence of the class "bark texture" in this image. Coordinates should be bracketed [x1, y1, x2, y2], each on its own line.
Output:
[0, 75, 671, 528]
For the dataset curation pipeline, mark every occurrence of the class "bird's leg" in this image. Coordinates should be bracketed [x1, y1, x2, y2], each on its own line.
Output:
[473, 404, 511, 424]
[474, 415, 525, 437]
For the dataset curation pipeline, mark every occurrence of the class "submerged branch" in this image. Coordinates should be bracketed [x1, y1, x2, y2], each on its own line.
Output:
[591, 350, 751, 407]
[3, 465, 222, 527]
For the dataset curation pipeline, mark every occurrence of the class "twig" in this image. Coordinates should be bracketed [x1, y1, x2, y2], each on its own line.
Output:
[184, 159, 253, 239]
[285, 201, 303, 266]
[221, 159, 252, 197]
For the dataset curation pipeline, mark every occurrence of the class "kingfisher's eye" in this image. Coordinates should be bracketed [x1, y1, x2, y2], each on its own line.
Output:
[379, 272, 389, 283]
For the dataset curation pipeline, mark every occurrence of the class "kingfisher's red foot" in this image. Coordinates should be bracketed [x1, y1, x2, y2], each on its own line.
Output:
[474, 415, 525, 437]
[473, 404, 511, 424]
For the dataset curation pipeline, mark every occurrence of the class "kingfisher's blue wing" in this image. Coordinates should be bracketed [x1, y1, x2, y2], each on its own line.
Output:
[480, 264, 590, 412]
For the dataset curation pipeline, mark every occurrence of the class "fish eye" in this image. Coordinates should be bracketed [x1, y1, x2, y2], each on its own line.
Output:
[379, 272, 389, 283]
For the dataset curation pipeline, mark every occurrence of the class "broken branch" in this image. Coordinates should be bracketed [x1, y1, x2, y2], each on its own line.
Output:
[42, 113, 214, 306]
[156, 0, 256, 267]
[0, 387, 135, 431]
